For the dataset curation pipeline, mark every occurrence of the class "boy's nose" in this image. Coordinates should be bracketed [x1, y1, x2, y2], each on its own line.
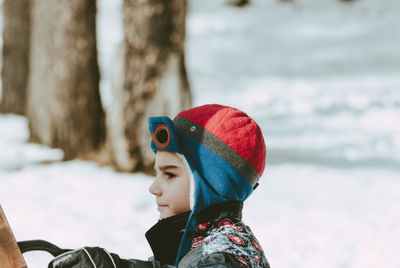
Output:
[149, 179, 162, 196]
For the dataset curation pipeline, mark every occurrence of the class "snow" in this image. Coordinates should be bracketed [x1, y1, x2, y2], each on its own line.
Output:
[1, 119, 399, 267]
[1, 0, 400, 267]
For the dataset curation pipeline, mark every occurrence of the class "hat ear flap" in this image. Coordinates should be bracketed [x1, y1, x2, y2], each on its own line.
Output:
[176, 153, 195, 210]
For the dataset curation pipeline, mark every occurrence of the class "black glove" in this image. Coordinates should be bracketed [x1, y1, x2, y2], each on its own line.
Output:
[48, 247, 125, 268]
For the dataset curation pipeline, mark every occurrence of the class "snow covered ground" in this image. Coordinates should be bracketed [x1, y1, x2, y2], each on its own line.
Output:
[1, 116, 399, 267]
[1, 0, 400, 267]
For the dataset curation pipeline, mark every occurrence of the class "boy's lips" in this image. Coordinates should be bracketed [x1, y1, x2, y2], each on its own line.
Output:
[157, 204, 168, 212]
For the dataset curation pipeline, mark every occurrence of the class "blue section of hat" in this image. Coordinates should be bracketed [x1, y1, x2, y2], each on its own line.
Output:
[174, 134, 253, 264]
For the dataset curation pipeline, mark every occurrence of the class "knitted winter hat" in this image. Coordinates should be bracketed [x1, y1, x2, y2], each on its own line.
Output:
[148, 104, 266, 264]
[174, 104, 266, 186]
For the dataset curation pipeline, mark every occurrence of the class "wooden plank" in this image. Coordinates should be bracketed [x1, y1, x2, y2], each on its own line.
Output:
[0, 205, 27, 268]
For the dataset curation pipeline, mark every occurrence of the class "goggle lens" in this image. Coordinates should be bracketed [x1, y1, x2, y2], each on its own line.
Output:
[151, 124, 171, 150]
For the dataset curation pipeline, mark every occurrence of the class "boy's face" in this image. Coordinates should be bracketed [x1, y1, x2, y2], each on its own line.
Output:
[150, 151, 191, 220]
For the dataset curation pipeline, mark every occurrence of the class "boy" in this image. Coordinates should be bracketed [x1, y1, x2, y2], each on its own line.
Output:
[49, 104, 270, 268]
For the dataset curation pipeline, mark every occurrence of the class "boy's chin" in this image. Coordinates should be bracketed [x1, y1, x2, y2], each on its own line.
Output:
[159, 214, 171, 220]
[158, 210, 173, 220]
[158, 210, 191, 221]
[158, 207, 171, 220]
[159, 213, 174, 220]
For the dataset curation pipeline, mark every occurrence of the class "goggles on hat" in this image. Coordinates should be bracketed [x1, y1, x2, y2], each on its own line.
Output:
[151, 124, 171, 150]
[148, 116, 181, 153]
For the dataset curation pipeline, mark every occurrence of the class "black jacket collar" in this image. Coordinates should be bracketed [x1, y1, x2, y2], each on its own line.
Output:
[197, 200, 243, 224]
[145, 211, 190, 265]
[145, 201, 243, 266]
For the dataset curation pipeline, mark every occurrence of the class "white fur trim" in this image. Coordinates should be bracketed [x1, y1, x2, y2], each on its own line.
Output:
[176, 153, 195, 210]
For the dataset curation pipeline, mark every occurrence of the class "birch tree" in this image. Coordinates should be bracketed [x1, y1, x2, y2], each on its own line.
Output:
[107, 0, 192, 172]
[0, 0, 30, 115]
[27, 0, 105, 160]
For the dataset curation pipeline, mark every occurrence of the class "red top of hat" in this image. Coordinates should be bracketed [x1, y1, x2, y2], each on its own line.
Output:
[176, 104, 266, 177]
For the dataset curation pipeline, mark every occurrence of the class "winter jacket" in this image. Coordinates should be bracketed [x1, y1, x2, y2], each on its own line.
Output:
[121, 201, 270, 268]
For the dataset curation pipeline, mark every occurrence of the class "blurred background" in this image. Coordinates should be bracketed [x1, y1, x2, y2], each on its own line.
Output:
[1, 0, 400, 267]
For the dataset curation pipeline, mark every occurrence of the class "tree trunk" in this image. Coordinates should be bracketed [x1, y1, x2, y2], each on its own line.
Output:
[107, 0, 192, 172]
[227, 0, 250, 7]
[0, 0, 30, 115]
[27, 0, 105, 160]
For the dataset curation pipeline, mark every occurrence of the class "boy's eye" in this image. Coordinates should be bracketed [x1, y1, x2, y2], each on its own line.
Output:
[165, 172, 177, 179]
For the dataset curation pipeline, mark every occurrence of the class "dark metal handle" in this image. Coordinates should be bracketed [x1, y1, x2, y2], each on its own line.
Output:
[17, 240, 71, 257]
